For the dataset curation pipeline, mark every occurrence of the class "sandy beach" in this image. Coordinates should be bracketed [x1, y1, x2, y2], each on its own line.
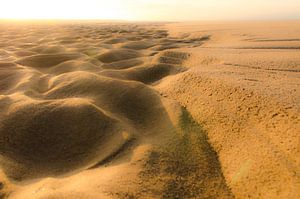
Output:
[0, 20, 299, 199]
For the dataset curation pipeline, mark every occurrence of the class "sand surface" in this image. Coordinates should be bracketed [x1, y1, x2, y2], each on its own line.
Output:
[0, 20, 299, 199]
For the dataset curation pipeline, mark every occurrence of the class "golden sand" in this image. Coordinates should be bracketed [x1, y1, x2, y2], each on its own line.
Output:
[0, 21, 299, 198]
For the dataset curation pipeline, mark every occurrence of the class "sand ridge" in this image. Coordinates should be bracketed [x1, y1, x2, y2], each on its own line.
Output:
[158, 21, 300, 199]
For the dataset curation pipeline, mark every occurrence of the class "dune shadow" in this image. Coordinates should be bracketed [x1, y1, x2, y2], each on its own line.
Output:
[139, 107, 234, 199]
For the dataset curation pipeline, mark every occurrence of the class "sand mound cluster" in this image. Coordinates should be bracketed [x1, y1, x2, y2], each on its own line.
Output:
[0, 21, 298, 199]
[0, 22, 203, 188]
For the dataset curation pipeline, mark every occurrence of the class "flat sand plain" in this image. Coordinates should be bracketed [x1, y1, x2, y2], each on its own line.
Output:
[0, 20, 299, 199]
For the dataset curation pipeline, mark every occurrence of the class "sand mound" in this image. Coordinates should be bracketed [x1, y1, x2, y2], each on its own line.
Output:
[155, 51, 190, 65]
[151, 43, 180, 51]
[122, 41, 155, 50]
[0, 50, 10, 58]
[124, 63, 186, 84]
[29, 45, 67, 54]
[104, 38, 128, 44]
[0, 98, 126, 181]
[16, 53, 85, 68]
[0, 64, 28, 93]
[13, 51, 35, 57]
[45, 72, 171, 131]
[100, 63, 186, 84]
[97, 49, 142, 63]
[102, 58, 144, 70]
[49, 60, 102, 75]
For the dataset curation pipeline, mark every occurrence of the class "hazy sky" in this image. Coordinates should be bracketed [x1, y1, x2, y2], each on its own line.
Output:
[0, 0, 299, 20]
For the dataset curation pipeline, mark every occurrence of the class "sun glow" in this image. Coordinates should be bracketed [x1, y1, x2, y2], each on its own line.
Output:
[0, 0, 299, 21]
[0, 0, 130, 20]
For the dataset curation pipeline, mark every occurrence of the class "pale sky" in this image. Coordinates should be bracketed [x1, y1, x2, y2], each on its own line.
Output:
[0, 0, 299, 21]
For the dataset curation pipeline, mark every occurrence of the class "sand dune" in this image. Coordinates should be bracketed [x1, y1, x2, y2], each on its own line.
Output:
[16, 53, 85, 68]
[102, 58, 145, 70]
[97, 49, 142, 63]
[0, 97, 126, 181]
[121, 41, 155, 50]
[0, 21, 299, 199]
[49, 60, 102, 75]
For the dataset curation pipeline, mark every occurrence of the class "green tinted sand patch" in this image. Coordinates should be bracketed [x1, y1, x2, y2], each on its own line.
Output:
[139, 107, 233, 198]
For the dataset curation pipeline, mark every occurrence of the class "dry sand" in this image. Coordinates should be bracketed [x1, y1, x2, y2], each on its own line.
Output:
[0, 20, 299, 198]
